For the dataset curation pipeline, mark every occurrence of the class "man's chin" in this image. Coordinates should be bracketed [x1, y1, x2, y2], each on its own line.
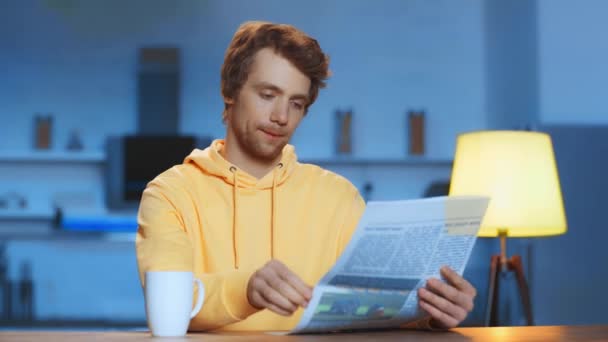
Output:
[256, 151, 282, 163]
[252, 145, 284, 163]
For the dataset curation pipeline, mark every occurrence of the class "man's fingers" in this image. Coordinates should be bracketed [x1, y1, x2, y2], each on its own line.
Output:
[272, 260, 313, 302]
[250, 291, 292, 316]
[251, 259, 313, 315]
[248, 269, 299, 315]
[260, 281, 298, 314]
[418, 287, 468, 323]
[427, 278, 474, 312]
[267, 274, 309, 308]
[441, 266, 477, 297]
[266, 303, 294, 317]
[419, 300, 459, 329]
[280, 269, 313, 301]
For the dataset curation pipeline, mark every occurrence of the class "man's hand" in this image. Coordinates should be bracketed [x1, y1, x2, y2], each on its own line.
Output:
[418, 266, 477, 329]
[247, 259, 313, 316]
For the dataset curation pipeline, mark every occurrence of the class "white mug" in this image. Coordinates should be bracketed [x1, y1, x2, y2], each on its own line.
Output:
[144, 271, 205, 337]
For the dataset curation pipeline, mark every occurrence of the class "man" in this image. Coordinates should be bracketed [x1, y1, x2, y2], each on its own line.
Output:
[136, 21, 476, 332]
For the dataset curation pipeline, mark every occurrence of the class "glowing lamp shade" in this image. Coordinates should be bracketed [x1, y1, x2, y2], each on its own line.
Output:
[449, 131, 567, 237]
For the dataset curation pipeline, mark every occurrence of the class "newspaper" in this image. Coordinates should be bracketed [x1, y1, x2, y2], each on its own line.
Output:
[289, 195, 489, 334]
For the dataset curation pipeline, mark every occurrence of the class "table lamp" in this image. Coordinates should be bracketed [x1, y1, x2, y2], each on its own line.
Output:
[449, 130, 567, 326]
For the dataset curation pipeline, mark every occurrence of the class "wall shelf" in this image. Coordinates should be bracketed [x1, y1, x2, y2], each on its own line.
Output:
[0, 151, 105, 163]
[0, 209, 55, 221]
[0, 152, 452, 167]
[300, 157, 453, 167]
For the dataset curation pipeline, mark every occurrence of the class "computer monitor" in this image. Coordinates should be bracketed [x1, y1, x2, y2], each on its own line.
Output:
[105, 135, 209, 210]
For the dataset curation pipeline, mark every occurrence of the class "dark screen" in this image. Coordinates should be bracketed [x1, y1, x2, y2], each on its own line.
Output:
[123, 136, 195, 201]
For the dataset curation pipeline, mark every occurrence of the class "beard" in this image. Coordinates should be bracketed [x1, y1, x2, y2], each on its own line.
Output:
[232, 122, 287, 163]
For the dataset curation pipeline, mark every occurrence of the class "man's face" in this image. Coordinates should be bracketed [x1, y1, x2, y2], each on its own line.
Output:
[224, 48, 311, 163]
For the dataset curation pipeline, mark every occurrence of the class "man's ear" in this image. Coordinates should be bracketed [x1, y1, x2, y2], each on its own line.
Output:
[222, 97, 234, 123]
[223, 96, 235, 106]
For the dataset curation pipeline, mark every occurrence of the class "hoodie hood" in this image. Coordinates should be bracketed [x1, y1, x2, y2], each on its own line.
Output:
[184, 139, 297, 189]
[183, 139, 298, 269]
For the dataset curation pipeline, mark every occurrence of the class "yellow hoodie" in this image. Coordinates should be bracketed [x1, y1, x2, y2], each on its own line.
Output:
[136, 139, 365, 331]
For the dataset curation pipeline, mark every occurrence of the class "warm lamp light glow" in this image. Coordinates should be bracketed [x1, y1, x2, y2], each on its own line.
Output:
[449, 131, 567, 237]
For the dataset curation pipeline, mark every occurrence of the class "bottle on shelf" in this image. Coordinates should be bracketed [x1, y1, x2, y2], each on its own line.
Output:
[408, 109, 425, 156]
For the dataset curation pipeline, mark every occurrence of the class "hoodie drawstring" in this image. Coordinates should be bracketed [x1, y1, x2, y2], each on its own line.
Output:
[271, 163, 283, 260]
[230, 166, 239, 269]
[230, 163, 283, 269]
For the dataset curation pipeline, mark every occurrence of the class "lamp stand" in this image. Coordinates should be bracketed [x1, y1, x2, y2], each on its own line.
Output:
[485, 230, 534, 326]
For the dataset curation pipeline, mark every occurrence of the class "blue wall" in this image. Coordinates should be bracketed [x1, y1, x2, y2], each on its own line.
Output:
[484, 0, 539, 129]
[1, 0, 607, 327]
[533, 125, 608, 325]
[538, 0, 608, 123]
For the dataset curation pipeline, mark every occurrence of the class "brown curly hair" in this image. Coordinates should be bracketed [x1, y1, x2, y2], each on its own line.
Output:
[221, 21, 330, 120]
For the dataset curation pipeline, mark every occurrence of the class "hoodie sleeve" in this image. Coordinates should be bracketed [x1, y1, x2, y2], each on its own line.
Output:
[336, 189, 366, 257]
[135, 178, 260, 331]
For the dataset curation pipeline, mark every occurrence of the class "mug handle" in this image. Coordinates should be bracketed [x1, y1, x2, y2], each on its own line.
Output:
[190, 278, 205, 319]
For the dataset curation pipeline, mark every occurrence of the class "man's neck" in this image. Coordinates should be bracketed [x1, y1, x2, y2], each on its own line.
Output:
[222, 137, 280, 179]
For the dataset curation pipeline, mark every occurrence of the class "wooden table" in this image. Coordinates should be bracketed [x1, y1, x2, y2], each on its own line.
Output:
[1, 325, 607, 341]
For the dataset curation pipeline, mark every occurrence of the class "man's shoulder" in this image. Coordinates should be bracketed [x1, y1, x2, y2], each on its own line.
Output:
[148, 162, 201, 189]
[296, 162, 359, 194]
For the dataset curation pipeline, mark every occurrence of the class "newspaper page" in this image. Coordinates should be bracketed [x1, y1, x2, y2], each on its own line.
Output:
[290, 195, 489, 334]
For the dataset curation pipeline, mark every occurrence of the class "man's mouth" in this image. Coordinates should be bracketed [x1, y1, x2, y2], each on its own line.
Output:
[260, 129, 284, 138]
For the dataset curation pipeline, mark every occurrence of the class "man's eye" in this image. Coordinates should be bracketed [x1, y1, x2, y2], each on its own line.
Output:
[291, 101, 304, 110]
[260, 93, 274, 100]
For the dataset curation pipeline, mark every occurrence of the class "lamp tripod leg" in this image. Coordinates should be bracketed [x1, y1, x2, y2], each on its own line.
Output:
[510, 255, 534, 325]
[485, 255, 501, 326]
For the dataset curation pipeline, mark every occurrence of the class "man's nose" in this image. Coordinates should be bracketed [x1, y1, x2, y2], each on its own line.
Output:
[270, 101, 289, 125]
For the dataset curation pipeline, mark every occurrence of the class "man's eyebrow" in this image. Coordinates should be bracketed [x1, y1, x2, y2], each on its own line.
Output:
[254, 82, 283, 93]
[290, 93, 309, 103]
[254, 82, 309, 102]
